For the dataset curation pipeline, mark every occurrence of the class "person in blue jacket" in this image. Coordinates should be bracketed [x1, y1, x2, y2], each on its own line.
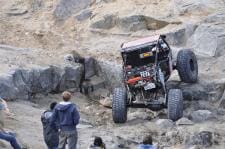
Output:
[51, 91, 80, 149]
[138, 135, 156, 149]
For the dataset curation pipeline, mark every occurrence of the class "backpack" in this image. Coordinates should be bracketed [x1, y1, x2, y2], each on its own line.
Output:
[41, 110, 59, 147]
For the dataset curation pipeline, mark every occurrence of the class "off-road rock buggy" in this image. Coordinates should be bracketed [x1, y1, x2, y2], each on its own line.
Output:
[112, 35, 198, 123]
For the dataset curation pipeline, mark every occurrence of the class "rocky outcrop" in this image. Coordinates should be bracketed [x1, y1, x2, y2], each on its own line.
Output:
[0, 63, 83, 100]
[118, 15, 169, 32]
[90, 14, 169, 32]
[172, 0, 224, 15]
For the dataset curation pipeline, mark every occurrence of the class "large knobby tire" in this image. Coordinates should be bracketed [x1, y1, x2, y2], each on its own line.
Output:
[112, 87, 127, 123]
[177, 49, 198, 83]
[167, 89, 183, 121]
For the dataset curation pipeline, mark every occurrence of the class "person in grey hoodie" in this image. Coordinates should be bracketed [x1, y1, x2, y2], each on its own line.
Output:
[51, 91, 80, 149]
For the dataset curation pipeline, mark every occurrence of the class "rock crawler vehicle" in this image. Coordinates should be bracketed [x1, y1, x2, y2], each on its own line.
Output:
[112, 35, 198, 123]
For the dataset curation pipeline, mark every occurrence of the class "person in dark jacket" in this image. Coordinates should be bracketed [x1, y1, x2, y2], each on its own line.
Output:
[51, 91, 80, 149]
[89, 136, 106, 149]
[138, 135, 156, 149]
[41, 102, 59, 149]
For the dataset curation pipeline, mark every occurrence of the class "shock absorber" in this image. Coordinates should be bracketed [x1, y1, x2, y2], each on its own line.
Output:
[158, 68, 166, 95]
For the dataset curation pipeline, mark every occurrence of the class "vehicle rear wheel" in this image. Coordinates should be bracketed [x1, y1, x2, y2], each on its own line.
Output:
[167, 89, 183, 121]
[177, 49, 198, 83]
[112, 87, 127, 123]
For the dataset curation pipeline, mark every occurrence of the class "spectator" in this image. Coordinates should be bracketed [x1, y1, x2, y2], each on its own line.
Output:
[0, 97, 22, 149]
[41, 102, 59, 149]
[138, 135, 156, 149]
[51, 91, 80, 149]
[89, 136, 106, 149]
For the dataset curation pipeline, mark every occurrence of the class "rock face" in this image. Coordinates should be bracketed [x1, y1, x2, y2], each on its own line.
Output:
[54, 0, 92, 21]
[0, 63, 83, 100]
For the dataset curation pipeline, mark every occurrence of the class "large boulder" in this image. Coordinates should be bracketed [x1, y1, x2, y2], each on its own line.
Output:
[187, 24, 225, 57]
[0, 74, 20, 100]
[54, 0, 92, 21]
[96, 60, 122, 89]
[58, 63, 83, 92]
[167, 78, 225, 102]
[165, 24, 197, 46]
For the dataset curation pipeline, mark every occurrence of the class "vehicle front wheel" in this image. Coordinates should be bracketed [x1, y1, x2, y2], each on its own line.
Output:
[176, 49, 198, 83]
[112, 87, 127, 123]
[167, 89, 183, 121]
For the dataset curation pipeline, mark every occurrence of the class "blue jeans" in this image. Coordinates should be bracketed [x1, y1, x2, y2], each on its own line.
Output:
[0, 132, 21, 149]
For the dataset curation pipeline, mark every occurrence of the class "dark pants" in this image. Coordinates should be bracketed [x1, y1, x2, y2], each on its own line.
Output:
[0, 132, 21, 149]
[58, 130, 77, 149]
[48, 146, 58, 149]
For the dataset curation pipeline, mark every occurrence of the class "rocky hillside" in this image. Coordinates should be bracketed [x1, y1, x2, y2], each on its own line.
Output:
[0, 0, 225, 149]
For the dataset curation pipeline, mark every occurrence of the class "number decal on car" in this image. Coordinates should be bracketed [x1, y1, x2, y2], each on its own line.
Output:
[140, 71, 150, 77]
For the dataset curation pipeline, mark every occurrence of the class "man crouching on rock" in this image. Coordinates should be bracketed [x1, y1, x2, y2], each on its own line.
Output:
[51, 91, 80, 149]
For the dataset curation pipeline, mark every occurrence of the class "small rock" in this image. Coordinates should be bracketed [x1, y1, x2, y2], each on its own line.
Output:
[64, 54, 75, 62]
[6, 8, 28, 16]
[99, 96, 112, 108]
[190, 110, 213, 122]
[128, 110, 155, 121]
[114, 136, 137, 149]
[156, 119, 174, 129]
[176, 117, 194, 125]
